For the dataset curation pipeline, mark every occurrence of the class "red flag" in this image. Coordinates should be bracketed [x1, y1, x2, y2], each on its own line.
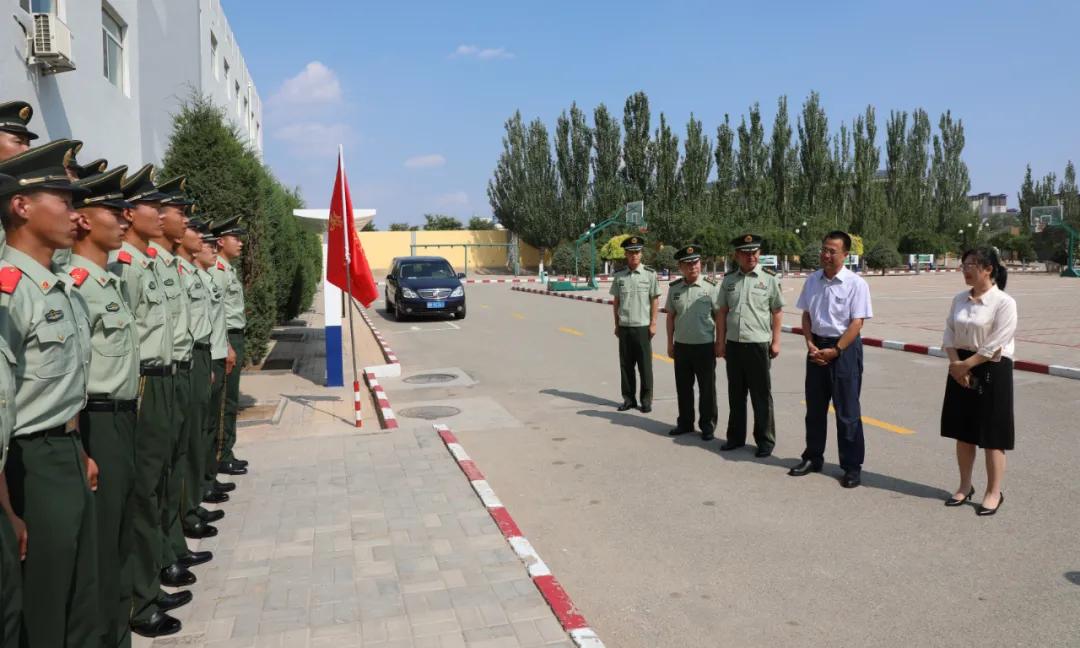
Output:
[326, 149, 378, 307]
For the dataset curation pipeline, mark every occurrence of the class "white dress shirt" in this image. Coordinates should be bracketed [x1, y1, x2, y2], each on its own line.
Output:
[795, 266, 873, 338]
[942, 285, 1017, 360]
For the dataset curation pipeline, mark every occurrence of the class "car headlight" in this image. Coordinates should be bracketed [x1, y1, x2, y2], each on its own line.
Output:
[401, 287, 419, 299]
[450, 286, 464, 298]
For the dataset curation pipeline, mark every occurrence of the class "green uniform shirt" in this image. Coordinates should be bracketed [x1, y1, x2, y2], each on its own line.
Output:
[717, 264, 785, 343]
[110, 242, 172, 366]
[0, 247, 90, 436]
[609, 265, 661, 327]
[178, 257, 212, 343]
[150, 243, 193, 363]
[67, 254, 140, 400]
[664, 276, 719, 344]
[199, 266, 228, 360]
[0, 337, 16, 471]
[212, 256, 246, 331]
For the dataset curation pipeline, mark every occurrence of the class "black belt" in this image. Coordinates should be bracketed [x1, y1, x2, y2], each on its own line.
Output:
[227, 328, 244, 335]
[85, 398, 138, 413]
[35, 417, 79, 437]
[812, 334, 841, 345]
[140, 364, 175, 377]
[194, 342, 211, 351]
[176, 360, 193, 371]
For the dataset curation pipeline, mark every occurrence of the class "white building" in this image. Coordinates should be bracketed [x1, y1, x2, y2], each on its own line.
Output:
[968, 192, 1008, 218]
[2, 0, 261, 169]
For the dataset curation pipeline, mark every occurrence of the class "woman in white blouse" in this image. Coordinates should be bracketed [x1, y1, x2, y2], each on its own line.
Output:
[940, 246, 1017, 516]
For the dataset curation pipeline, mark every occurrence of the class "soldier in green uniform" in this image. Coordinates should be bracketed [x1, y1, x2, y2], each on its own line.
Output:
[609, 235, 660, 413]
[0, 174, 21, 648]
[664, 244, 721, 440]
[210, 217, 248, 476]
[716, 234, 784, 457]
[0, 140, 98, 647]
[111, 164, 184, 638]
[0, 101, 37, 162]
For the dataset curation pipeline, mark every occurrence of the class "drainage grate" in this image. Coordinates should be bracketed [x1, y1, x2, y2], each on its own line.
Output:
[403, 373, 457, 384]
[398, 405, 461, 420]
[261, 358, 295, 371]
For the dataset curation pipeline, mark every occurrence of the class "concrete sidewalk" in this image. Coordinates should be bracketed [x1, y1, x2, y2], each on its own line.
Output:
[135, 298, 573, 647]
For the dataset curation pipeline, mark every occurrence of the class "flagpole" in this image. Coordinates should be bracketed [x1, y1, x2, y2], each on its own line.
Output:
[339, 145, 363, 428]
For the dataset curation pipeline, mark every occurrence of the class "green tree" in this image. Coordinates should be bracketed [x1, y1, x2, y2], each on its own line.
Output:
[884, 110, 907, 224]
[797, 91, 830, 229]
[423, 214, 463, 230]
[828, 123, 852, 230]
[600, 234, 631, 261]
[621, 91, 654, 202]
[735, 103, 769, 224]
[489, 112, 527, 235]
[467, 216, 496, 230]
[389, 222, 412, 231]
[679, 113, 713, 235]
[865, 241, 902, 274]
[851, 106, 882, 237]
[591, 103, 623, 221]
[555, 102, 593, 237]
[768, 96, 795, 229]
[713, 114, 737, 222]
[901, 109, 933, 233]
[930, 110, 972, 235]
[361, 220, 377, 231]
[1060, 161, 1079, 232]
[649, 113, 681, 244]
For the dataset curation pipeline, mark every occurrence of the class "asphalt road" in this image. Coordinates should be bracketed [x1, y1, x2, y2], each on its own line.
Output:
[369, 277, 1080, 648]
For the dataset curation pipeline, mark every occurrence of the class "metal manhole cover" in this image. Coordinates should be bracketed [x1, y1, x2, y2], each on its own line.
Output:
[403, 373, 457, 384]
[261, 358, 295, 371]
[398, 406, 461, 420]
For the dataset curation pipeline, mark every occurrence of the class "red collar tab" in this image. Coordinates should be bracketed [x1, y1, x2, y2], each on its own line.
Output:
[116, 250, 132, 264]
[68, 267, 90, 287]
[0, 267, 22, 294]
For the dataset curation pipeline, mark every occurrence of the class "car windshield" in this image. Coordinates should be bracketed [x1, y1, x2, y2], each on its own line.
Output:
[401, 262, 455, 279]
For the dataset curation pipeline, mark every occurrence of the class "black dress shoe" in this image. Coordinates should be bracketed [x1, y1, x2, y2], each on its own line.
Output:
[754, 447, 773, 458]
[976, 493, 1004, 516]
[719, 441, 745, 451]
[668, 427, 690, 436]
[155, 589, 193, 612]
[701, 431, 715, 441]
[639, 404, 652, 413]
[130, 611, 181, 638]
[213, 480, 236, 493]
[840, 471, 861, 488]
[160, 564, 197, 587]
[617, 402, 637, 412]
[184, 522, 218, 540]
[232, 457, 249, 468]
[218, 461, 247, 476]
[945, 487, 975, 507]
[178, 550, 213, 568]
[202, 490, 229, 504]
[196, 507, 225, 523]
[788, 459, 823, 476]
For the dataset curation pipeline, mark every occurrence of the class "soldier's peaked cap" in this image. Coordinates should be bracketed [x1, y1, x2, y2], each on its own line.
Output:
[621, 236, 645, 251]
[0, 101, 39, 140]
[121, 164, 169, 203]
[0, 139, 88, 197]
[674, 244, 702, 262]
[69, 157, 108, 180]
[731, 233, 763, 251]
[74, 165, 131, 210]
[210, 214, 245, 237]
[156, 176, 193, 206]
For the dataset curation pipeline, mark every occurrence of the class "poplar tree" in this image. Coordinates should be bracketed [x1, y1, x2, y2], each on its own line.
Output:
[555, 102, 593, 237]
[621, 91, 654, 203]
[592, 104, 623, 221]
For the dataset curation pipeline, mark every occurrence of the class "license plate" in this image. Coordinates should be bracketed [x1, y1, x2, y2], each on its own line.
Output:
[426, 301, 445, 309]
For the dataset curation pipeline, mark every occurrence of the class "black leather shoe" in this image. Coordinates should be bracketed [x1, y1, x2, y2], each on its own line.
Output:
[639, 404, 652, 413]
[213, 480, 236, 493]
[178, 550, 213, 568]
[130, 611, 181, 637]
[196, 507, 224, 523]
[701, 431, 715, 441]
[160, 564, 196, 587]
[155, 589, 193, 612]
[202, 490, 229, 504]
[218, 461, 247, 476]
[668, 427, 690, 436]
[945, 487, 975, 507]
[719, 441, 745, 451]
[232, 457, 249, 468]
[755, 447, 773, 458]
[617, 401, 637, 412]
[184, 522, 218, 540]
[976, 493, 1004, 516]
[788, 459, 823, 476]
[840, 471, 862, 488]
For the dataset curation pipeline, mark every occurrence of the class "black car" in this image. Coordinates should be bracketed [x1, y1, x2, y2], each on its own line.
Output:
[384, 256, 466, 320]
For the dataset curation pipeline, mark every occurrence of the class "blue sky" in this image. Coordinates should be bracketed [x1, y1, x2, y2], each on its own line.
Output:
[226, 0, 1079, 228]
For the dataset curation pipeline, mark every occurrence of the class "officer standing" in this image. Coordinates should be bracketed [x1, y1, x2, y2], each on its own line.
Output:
[0, 101, 36, 161]
[609, 235, 660, 412]
[716, 234, 784, 457]
[665, 244, 721, 440]
[0, 140, 97, 646]
[0, 173, 20, 648]
[210, 217, 249, 476]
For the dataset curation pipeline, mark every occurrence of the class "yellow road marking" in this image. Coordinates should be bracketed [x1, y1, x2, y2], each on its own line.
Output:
[480, 304, 490, 309]
[652, 352, 674, 364]
[799, 401, 915, 435]
[511, 312, 526, 320]
[559, 327, 584, 337]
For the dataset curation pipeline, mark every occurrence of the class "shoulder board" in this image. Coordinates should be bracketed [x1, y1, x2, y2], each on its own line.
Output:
[0, 267, 22, 294]
[703, 277, 717, 285]
[216, 261, 225, 270]
[669, 277, 684, 285]
[643, 265, 654, 271]
[68, 267, 90, 287]
[146, 247, 158, 258]
[763, 267, 777, 276]
[116, 251, 132, 265]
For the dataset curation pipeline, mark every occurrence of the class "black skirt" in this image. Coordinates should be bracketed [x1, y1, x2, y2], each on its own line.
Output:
[940, 349, 1014, 450]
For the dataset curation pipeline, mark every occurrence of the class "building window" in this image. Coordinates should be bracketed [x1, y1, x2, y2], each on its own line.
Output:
[210, 33, 218, 79]
[235, 81, 241, 113]
[21, 0, 55, 13]
[223, 59, 230, 90]
[101, 6, 124, 89]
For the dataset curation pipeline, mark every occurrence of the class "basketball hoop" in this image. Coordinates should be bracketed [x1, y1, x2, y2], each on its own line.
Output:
[1031, 205, 1062, 234]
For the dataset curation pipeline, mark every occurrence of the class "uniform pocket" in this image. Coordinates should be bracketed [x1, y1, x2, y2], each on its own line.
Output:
[93, 313, 133, 357]
[32, 320, 77, 378]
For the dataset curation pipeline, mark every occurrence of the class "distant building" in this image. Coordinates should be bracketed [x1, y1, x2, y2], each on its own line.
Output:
[968, 193, 1008, 217]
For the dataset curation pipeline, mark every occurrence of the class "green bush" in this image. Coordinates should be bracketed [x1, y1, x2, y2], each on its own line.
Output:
[898, 230, 950, 255]
[644, 245, 678, 272]
[865, 241, 902, 274]
[799, 242, 822, 270]
[549, 241, 581, 275]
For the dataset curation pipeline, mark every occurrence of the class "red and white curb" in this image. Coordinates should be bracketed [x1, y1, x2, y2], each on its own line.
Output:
[358, 307, 401, 373]
[363, 369, 399, 429]
[511, 286, 1080, 381]
[433, 424, 604, 648]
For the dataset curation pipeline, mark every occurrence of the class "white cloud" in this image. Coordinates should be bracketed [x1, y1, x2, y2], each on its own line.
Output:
[271, 61, 342, 106]
[273, 121, 353, 158]
[436, 191, 469, 207]
[404, 154, 446, 169]
[452, 44, 514, 60]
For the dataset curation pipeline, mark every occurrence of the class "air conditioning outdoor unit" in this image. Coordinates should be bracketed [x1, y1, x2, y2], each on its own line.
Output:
[31, 13, 76, 74]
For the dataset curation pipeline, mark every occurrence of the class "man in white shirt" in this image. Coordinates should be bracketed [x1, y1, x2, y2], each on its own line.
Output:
[788, 231, 873, 488]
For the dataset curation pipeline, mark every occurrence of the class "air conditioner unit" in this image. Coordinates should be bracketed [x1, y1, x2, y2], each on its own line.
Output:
[31, 13, 76, 74]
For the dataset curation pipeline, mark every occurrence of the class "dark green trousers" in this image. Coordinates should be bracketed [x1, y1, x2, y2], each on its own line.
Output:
[80, 408, 136, 648]
[182, 347, 211, 529]
[131, 374, 172, 624]
[164, 367, 191, 564]
[724, 341, 776, 451]
[219, 332, 244, 462]
[0, 513, 21, 648]
[617, 326, 653, 407]
[203, 358, 226, 495]
[6, 432, 98, 647]
[673, 342, 718, 434]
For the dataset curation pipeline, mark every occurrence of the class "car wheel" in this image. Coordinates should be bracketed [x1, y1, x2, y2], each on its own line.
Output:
[383, 290, 392, 313]
[453, 308, 466, 320]
[394, 299, 406, 321]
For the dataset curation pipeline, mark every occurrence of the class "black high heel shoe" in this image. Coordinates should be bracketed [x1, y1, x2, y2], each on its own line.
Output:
[945, 487, 975, 507]
[976, 493, 1004, 516]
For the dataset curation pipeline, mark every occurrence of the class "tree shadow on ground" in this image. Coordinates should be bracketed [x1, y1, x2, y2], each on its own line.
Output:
[540, 389, 622, 408]
[1064, 572, 1080, 586]
[280, 393, 349, 425]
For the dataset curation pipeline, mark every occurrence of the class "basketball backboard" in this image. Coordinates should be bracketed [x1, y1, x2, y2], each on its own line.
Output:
[1031, 205, 1063, 233]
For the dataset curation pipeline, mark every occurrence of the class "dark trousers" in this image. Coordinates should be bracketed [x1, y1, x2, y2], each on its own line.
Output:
[182, 348, 212, 529]
[618, 326, 653, 406]
[724, 341, 776, 450]
[80, 408, 136, 648]
[673, 342, 717, 433]
[6, 433, 98, 647]
[219, 332, 244, 462]
[803, 336, 865, 472]
[204, 358, 226, 495]
[164, 367, 191, 565]
[131, 374, 172, 623]
[0, 509, 21, 648]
